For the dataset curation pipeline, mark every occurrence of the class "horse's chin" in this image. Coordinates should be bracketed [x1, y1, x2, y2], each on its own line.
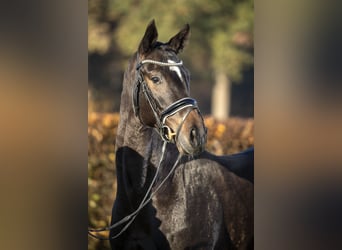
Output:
[176, 139, 205, 156]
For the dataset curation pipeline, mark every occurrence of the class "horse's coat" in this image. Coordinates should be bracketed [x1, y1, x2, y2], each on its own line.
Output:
[110, 20, 253, 250]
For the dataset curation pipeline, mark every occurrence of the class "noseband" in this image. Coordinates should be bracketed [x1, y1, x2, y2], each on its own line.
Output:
[133, 56, 199, 142]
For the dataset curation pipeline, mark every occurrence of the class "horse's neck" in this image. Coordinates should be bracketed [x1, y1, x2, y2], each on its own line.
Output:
[116, 92, 155, 159]
[114, 55, 179, 205]
[114, 58, 161, 204]
[115, 54, 163, 162]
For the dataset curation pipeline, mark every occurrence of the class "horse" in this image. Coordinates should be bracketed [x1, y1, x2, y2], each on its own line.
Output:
[109, 20, 253, 249]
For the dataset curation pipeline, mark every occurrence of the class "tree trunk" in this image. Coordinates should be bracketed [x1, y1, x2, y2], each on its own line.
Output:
[212, 71, 231, 120]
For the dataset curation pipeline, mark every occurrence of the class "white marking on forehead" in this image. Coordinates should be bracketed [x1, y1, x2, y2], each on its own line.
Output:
[168, 59, 183, 82]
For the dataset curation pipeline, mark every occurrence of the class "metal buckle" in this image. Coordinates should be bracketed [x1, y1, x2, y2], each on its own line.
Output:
[160, 125, 176, 142]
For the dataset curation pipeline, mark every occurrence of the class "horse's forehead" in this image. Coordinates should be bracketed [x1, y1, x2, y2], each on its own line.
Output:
[144, 48, 189, 88]
[145, 50, 182, 72]
[150, 47, 178, 61]
[149, 48, 182, 71]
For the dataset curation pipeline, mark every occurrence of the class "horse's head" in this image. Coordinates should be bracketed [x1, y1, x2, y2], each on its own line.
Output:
[133, 20, 207, 156]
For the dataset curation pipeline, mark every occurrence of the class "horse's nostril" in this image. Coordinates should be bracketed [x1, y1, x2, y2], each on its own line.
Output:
[190, 127, 199, 147]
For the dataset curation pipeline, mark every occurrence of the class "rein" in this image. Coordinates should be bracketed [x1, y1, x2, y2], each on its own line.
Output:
[88, 139, 184, 240]
[88, 140, 174, 240]
[88, 108, 194, 241]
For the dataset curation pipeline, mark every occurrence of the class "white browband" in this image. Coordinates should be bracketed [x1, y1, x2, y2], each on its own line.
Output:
[137, 59, 183, 69]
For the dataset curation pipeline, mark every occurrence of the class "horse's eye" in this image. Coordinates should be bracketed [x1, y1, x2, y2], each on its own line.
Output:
[151, 76, 161, 84]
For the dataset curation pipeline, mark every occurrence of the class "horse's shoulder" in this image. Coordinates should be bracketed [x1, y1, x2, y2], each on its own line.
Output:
[180, 154, 253, 199]
[178, 157, 235, 189]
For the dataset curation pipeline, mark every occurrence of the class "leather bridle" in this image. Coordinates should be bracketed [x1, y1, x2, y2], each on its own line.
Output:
[133, 56, 199, 142]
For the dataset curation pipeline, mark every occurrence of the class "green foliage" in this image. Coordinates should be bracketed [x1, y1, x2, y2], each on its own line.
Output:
[211, 0, 254, 81]
[88, 18, 111, 54]
[88, 0, 254, 81]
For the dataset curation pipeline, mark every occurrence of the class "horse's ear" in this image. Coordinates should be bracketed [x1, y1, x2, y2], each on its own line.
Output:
[138, 20, 158, 55]
[167, 24, 190, 54]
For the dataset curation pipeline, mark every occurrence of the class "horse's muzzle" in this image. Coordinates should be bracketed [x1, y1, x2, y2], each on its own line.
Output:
[174, 109, 207, 156]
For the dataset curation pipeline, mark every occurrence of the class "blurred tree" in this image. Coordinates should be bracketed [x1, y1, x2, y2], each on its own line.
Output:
[211, 0, 254, 119]
[88, 0, 253, 117]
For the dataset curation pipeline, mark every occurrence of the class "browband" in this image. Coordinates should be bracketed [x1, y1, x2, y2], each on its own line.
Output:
[136, 59, 183, 70]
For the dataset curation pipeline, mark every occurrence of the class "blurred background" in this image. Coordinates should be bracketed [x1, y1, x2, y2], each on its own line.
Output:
[88, 1, 254, 249]
[88, 0, 254, 118]
[2, 1, 341, 250]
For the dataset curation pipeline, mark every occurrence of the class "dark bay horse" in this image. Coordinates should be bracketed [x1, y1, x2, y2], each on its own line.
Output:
[109, 20, 253, 250]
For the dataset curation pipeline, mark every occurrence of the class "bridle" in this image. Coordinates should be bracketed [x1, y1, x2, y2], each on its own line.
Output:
[88, 55, 206, 240]
[133, 55, 199, 142]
